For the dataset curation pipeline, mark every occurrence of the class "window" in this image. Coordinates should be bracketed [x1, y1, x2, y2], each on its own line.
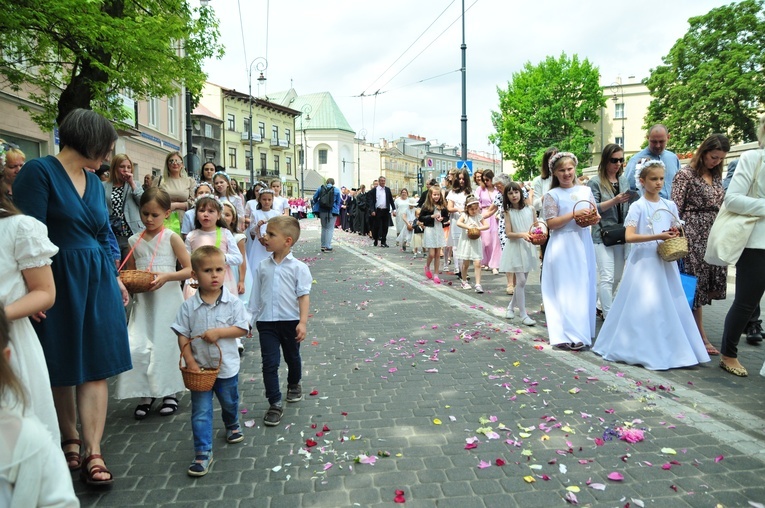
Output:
[258, 122, 266, 138]
[286, 156, 292, 175]
[228, 147, 237, 168]
[319, 149, 328, 165]
[204, 123, 212, 138]
[615, 103, 625, 119]
[243, 118, 250, 135]
[285, 129, 291, 145]
[227, 114, 235, 131]
[298, 150, 304, 166]
[615, 136, 624, 148]
[272, 125, 279, 140]
[245, 150, 251, 171]
[148, 98, 159, 128]
[167, 97, 176, 135]
[274, 155, 280, 173]
[260, 153, 267, 171]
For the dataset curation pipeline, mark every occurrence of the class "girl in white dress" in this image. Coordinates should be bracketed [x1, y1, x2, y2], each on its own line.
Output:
[393, 188, 410, 245]
[500, 182, 539, 325]
[222, 202, 249, 354]
[0, 308, 79, 508]
[213, 172, 244, 231]
[455, 195, 489, 293]
[396, 197, 416, 251]
[0, 192, 59, 439]
[542, 152, 599, 351]
[246, 189, 280, 283]
[593, 161, 710, 370]
[269, 179, 290, 216]
[420, 186, 449, 284]
[116, 188, 192, 418]
[446, 169, 471, 277]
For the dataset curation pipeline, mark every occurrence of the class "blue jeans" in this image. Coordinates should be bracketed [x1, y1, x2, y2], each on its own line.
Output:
[256, 321, 302, 405]
[190, 374, 240, 453]
[320, 211, 335, 248]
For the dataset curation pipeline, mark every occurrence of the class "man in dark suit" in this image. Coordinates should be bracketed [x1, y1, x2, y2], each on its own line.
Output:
[365, 179, 378, 242]
[367, 176, 393, 247]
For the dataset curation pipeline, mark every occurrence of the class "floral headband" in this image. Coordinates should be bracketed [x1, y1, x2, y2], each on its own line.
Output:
[259, 188, 275, 197]
[195, 182, 214, 194]
[213, 171, 230, 182]
[194, 194, 221, 208]
[465, 197, 480, 208]
[548, 152, 578, 171]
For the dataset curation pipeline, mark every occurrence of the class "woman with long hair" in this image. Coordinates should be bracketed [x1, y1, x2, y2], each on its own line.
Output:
[104, 153, 145, 260]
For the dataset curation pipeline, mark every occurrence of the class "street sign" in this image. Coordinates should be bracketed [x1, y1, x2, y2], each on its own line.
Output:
[457, 160, 473, 175]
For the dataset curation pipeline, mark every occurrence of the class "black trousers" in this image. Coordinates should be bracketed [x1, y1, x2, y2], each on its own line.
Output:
[374, 208, 390, 244]
[720, 248, 765, 358]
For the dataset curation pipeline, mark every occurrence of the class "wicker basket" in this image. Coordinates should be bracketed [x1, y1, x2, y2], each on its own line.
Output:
[119, 270, 155, 294]
[653, 208, 689, 262]
[528, 223, 549, 246]
[467, 227, 481, 240]
[180, 339, 221, 392]
[573, 200, 600, 227]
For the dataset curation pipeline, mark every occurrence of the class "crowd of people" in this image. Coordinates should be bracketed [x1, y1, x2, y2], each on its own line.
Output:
[1, 108, 765, 504]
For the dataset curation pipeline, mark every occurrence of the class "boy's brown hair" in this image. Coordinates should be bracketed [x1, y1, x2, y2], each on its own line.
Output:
[269, 215, 301, 243]
[190, 245, 225, 272]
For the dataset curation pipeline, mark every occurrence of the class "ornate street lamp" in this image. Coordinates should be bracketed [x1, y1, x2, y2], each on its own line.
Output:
[610, 82, 625, 149]
[356, 128, 367, 189]
[248, 57, 268, 188]
[299, 104, 312, 199]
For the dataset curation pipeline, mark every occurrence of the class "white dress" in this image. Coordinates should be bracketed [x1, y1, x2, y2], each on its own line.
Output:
[593, 198, 711, 370]
[116, 230, 186, 399]
[395, 206, 415, 245]
[422, 207, 447, 249]
[0, 411, 79, 508]
[393, 197, 410, 235]
[499, 206, 538, 274]
[245, 208, 279, 284]
[541, 186, 598, 347]
[271, 195, 290, 215]
[454, 213, 484, 261]
[446, 190, 467, 247]
[231, 232, 250, 302]
[0, 215, 60, 439]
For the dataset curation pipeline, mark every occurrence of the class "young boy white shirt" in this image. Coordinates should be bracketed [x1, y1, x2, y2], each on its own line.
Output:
[248, 252, 312, 325]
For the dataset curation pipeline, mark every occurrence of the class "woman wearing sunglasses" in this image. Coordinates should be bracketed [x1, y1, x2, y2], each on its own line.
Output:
[153, 151, 195, 235]
[587, 144, 635, 320]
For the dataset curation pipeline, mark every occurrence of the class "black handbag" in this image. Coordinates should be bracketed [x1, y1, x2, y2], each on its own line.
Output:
[600, 224, 626, 246]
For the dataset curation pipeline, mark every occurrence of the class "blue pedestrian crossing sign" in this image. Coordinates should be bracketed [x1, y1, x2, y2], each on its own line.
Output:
[457, 160, 473, 175]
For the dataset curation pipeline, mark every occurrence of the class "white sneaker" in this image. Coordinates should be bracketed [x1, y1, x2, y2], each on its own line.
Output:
[505, 308, 515, 319]
[521, 316, 536, 326]
[461, 280, 471, 290]
[474, 284, 484, 294]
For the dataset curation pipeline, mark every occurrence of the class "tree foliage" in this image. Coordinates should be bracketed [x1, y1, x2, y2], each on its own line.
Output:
[0, 0, 224, 129]
[490, 53, 605, 181]
[644, 0, 765, 153]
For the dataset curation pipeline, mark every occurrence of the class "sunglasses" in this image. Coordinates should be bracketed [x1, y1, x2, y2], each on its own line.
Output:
[609, 157, 624, 164]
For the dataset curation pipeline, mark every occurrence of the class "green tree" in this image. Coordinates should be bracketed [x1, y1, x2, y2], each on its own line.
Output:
[490, 53, 605, 181]
[644, 0, 765, 153]
[0, 0, 223, 129]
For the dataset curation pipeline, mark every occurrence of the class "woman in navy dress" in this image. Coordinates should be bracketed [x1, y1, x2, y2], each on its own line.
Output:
[13, 108, 131, 487]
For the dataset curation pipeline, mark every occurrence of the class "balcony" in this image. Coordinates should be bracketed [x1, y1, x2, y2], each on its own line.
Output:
[257, 168, 280, 178]
[241, 131, 263, 143]
[270, 138, 289, 150]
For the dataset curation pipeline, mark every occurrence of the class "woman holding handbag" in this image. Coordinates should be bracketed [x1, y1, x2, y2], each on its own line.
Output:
[103, 153, 144, 261]
[588, 144, 634, 320]
[718, 116, 765, 377]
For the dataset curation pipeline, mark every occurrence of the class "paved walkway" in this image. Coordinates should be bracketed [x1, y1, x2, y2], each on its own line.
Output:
[77, 225, 765, 507]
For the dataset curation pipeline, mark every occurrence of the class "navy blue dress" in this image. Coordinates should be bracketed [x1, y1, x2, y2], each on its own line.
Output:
[13, 156, 131, 386]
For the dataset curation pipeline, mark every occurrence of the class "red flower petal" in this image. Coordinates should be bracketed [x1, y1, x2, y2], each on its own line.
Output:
[316, 432, 324, 437]
[305, 439, 318, 447]
[310, 390, 319, 396]
[495, 458, 506, 466]
[323, 425, 330, 432]
[311, 423, 317, 429]
[341, 411, 348, 416]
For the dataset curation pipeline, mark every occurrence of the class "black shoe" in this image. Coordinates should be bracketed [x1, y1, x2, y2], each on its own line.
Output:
[374, 240, 378, 247]
[746, 321, 763, 345]
[381, 243, 389, 248]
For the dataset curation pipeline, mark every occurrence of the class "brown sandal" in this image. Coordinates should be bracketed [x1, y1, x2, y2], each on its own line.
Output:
[61, 439, 82, 471]
[80, 454, 114, 486]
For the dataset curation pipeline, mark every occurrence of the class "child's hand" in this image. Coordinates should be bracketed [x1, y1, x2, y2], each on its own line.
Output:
[150, 273, 167, 291]
[659, 229, 680, 240]
[200, 329, 220, 343]
[259, 237, 266, 246]
[184, 358, 202, 373]
[520, 232, 532, 242]
[237, 281, 245, 294]
[30, 310, 47, 323]
[295, 322, 306, 342]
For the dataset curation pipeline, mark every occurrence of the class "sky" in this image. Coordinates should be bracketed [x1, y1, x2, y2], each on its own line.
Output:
[203, 0, 731, 157]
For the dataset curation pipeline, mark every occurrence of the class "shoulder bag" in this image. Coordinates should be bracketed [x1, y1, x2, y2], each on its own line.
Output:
[704, 151, 762, 266]
[600, 186, 626, 246]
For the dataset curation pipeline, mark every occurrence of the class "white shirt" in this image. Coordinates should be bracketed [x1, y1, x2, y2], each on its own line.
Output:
[725, 148, 765, 249]
[171, 286, 249, 379]
[376, 186, 387, 209]
[248, 252, 312, 324]
[271, 195, 289, 215]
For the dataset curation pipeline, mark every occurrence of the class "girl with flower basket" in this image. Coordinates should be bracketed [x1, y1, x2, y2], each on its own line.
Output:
[593, 160, 710, 370]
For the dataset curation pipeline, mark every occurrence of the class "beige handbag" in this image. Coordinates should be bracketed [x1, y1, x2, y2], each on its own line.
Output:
[704, 151, 762, 267]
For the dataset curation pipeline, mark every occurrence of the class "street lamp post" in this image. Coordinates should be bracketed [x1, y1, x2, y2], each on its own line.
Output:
[300, 104, 312, 199]
[248, 57, 268, 189]
[356, 128, 366, 190]
[610, 82, 625, 149]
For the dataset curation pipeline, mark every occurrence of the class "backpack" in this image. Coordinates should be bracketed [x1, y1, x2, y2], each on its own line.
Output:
[319, 185, 334, 210]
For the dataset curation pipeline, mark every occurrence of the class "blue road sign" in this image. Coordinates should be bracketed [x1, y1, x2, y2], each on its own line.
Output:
[457, 160, 473, 175]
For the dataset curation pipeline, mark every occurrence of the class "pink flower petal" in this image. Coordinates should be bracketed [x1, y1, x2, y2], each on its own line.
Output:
[607, 472, 624, 481]
[477, 460, 491, 469]
[564, 492, 579, 504]
[589, 483, 606, 491]
[714, 455, 724, 463]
